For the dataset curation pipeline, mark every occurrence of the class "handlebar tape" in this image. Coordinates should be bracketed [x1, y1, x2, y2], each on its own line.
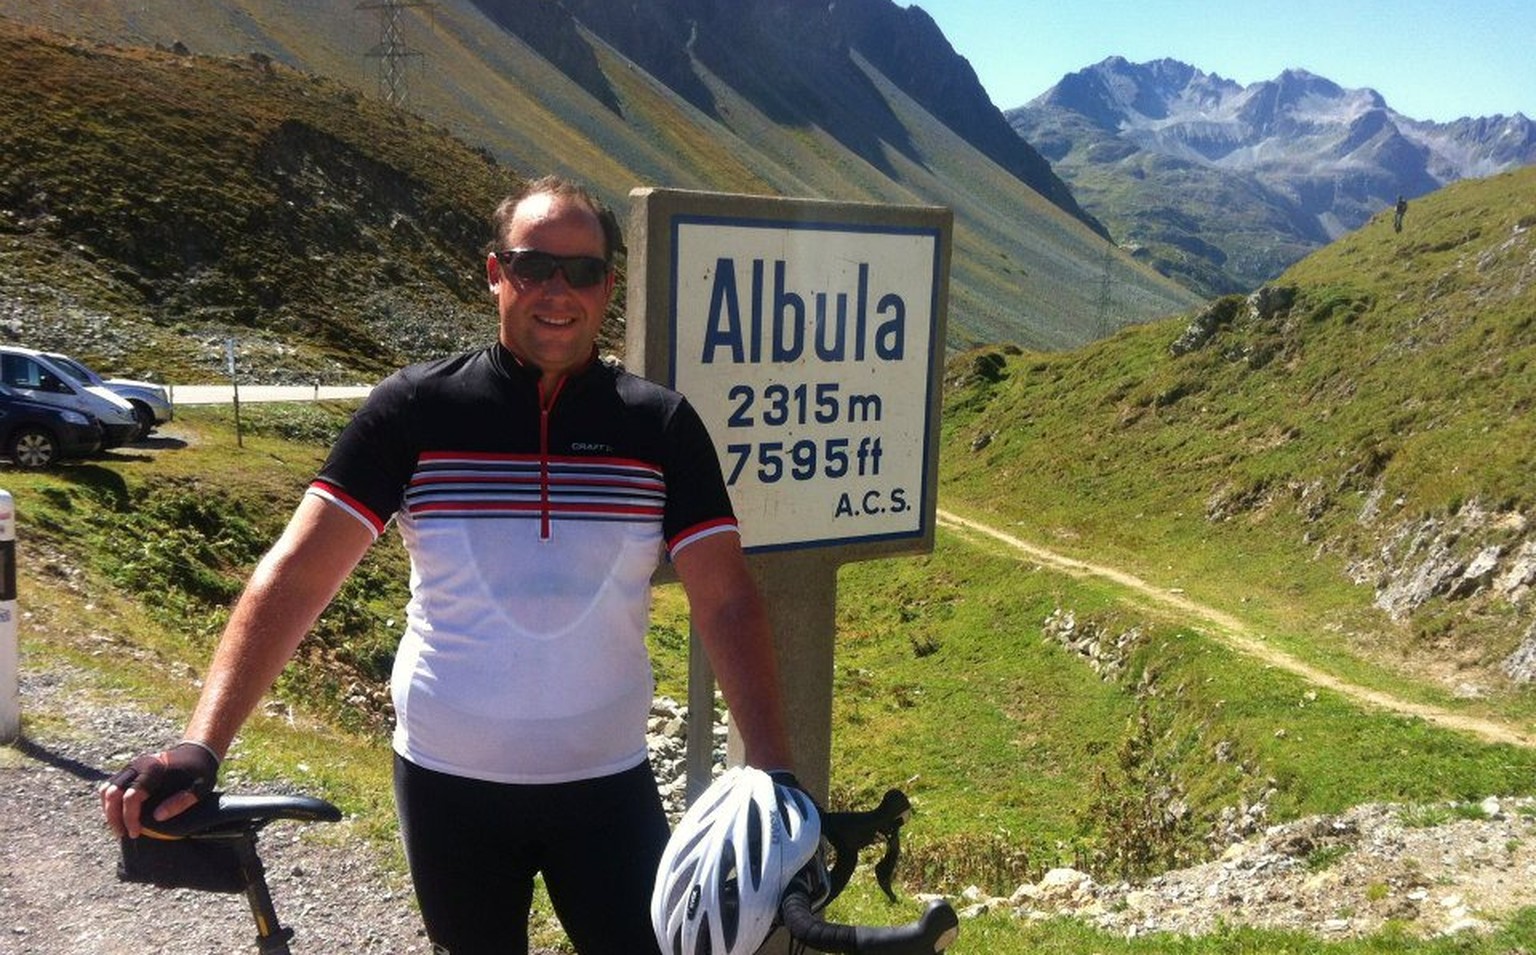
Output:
[781, 888, 960, 954]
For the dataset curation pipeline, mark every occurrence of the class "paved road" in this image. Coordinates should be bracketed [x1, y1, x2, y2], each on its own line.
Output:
[166, 384, 373, 405]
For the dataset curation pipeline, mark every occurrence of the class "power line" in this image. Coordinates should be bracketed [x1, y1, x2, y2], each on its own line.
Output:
[358, 0, 433, 108]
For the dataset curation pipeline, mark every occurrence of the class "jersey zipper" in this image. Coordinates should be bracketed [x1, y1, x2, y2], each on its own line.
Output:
[537, 375, 567, 541]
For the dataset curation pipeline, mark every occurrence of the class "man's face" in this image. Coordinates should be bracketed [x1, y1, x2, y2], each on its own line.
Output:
[487, 191, 615, 388]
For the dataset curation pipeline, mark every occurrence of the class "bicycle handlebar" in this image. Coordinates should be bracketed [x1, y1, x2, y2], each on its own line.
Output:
[782, 887, 959, 954]
[780, 787, 960, 954]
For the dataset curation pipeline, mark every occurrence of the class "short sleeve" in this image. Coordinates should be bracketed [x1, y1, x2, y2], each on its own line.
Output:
[311, 370, 420, 533]
[661, 397, 738, 555]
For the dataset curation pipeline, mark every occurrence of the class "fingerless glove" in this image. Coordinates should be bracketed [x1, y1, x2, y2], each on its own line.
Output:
[107, 740, 220, 811]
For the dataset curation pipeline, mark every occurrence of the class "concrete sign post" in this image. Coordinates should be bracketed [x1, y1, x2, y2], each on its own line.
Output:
[627, 189, 951, 802]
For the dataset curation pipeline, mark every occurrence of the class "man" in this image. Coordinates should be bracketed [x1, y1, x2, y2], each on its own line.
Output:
[102, 176, 795, 954]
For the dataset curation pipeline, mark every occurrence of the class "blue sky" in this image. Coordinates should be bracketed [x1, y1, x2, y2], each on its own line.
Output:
[912, 0, 1535, 122]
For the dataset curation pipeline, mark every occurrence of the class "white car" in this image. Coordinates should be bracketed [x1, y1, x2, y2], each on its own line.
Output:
[44, 351, 173, 437]
[0, 345, 141, 448]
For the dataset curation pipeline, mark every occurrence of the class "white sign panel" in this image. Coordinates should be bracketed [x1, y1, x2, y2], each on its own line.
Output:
[669, 215, 942, 552]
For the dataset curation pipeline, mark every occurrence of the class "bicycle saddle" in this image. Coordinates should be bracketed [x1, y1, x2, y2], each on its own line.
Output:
[121, 792, 342, 894]
[142, 792, 342, 839]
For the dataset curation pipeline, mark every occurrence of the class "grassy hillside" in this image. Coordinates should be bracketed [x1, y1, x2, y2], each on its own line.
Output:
[9, 172, 1536, 947]
[0, 3, 1199, 353]
[940, 165, 1536, 711]
[0, 18, 541, 382]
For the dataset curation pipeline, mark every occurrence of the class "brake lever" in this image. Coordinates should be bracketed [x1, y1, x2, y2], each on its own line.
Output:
[827, 834, 859, 902]
[872, 825, 902, 903]
[822, 789, 914, 904]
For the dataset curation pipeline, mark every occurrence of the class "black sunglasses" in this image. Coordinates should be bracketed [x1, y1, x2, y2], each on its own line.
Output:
[493, 249, 609, 289]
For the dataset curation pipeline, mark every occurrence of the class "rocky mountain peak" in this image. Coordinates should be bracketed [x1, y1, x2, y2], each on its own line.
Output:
[1008, 56, 1536, 294]
[468, 0, 1098, 231]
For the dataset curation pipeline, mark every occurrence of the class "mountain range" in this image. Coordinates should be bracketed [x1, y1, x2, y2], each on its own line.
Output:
[0, 0, 1197, 357]
[1008, 57, 1536, 295]
[7, 1, 1528, 362]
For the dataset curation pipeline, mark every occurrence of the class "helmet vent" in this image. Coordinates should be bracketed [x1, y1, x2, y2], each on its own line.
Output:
[745, 801, 764, 890]
[718, 840, 740, 947]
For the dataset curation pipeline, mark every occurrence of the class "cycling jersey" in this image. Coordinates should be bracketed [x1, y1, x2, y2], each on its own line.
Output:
[308, 344, 736, 784]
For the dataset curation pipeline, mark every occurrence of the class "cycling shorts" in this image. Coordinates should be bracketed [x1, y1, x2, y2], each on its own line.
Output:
[393, 755, 669, 955]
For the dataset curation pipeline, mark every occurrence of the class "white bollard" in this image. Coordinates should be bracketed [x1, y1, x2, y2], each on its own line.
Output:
[0, 489, 17, 742]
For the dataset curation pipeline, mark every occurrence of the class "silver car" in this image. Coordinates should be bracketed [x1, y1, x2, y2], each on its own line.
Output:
[44, 351, 174, 438]
[0, 345, 141, 447]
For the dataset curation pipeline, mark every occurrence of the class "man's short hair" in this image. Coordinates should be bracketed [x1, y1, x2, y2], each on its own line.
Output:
[489, 175, 625, 264]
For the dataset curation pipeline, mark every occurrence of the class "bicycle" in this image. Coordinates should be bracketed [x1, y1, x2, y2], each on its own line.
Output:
[117, 786, 957, 954]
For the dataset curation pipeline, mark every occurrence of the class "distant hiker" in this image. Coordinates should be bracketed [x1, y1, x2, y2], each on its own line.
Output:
[1394, 195, 1408, 233]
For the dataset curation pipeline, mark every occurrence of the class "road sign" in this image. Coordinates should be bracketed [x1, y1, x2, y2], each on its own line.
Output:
[629, 189, 951, 560]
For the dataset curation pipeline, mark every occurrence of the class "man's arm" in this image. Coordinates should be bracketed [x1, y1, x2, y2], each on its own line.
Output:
[672, 532, 794, 772]
[102, 494, 374, 837]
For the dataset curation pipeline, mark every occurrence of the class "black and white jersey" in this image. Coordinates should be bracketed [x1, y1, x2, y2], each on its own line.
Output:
[308, 344, 736, 783]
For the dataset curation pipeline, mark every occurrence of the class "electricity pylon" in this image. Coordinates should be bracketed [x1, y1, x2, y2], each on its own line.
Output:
[1094, 239, 1116, 339]
[359, 0, 433, 108]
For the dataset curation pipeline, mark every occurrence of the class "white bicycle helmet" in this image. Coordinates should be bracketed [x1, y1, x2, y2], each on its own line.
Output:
[651, 766, 822, 955]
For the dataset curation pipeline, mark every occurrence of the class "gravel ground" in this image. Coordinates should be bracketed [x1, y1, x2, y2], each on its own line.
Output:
[0, 663, 573, 955]
[1, 666, 434, 955]
[9, 657, 1536, 953]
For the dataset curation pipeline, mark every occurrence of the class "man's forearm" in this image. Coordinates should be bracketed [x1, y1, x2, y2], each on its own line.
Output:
[184, 575, 326, 756]
[675, 534, 795, 771]
[185, 496, 373, 756]
[702, 597, 794, 771]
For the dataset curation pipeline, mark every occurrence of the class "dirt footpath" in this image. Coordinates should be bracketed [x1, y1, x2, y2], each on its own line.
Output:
[937, 509, 1536, 748]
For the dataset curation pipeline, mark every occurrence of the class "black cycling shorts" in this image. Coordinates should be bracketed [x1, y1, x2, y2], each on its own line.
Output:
[393, 755, 669, 955]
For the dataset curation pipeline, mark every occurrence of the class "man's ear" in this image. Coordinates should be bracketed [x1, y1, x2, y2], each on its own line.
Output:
[486, 253, 502, 293]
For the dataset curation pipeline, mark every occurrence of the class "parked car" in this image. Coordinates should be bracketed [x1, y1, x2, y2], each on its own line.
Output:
[0, 345, 140, 448]
[43, 351, 173, 436]
[0, 384, 103, 468]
